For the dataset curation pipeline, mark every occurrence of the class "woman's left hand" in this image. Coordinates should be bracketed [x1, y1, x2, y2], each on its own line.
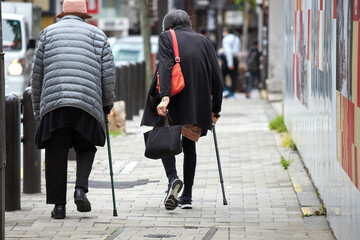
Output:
[157, 97, 170, 116]
[212, 112, 220, 125]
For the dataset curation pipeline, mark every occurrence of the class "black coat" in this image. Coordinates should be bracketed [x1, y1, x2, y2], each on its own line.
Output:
[141, 26, 224, 131]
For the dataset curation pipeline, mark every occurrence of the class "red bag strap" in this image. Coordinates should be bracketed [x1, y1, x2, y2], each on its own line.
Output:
[169, 29, 180, 62]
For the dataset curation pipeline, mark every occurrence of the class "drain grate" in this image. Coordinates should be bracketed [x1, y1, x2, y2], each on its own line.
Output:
[202, 228, 217, 240]
[106, 227, 126, 240]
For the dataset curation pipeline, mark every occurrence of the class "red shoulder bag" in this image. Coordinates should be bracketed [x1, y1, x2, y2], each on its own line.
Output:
[157, 29, 185, 97]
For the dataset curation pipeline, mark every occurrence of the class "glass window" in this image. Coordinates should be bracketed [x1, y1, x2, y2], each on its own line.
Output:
[2, 19, 22, 51]
[102, 0, 122, 18]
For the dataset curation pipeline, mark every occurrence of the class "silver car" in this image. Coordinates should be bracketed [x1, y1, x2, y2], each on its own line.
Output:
[111, 35, 158, 64]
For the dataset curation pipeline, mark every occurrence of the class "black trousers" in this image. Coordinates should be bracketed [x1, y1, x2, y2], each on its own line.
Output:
[44, 128, 97, 205]
[222, 57, 239, 93]
[161, 136, 196, 187]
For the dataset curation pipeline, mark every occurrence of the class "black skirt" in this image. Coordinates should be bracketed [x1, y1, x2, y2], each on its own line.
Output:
[35, 107, 105, 149]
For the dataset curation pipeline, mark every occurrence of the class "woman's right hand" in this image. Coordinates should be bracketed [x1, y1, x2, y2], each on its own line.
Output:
[157, 96, 170, 116]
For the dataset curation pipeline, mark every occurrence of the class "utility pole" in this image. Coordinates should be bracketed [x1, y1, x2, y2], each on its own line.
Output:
[158, 0, 168, 33]
[243, 0, 250, 51]
[139, 0, 153, 93]
[0, 1, 6, 239]
[216, 0, 224, 49]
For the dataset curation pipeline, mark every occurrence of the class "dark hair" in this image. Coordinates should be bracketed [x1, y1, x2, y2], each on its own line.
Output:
[224, 27, 233, 34]
[253, 41, 258, 45]
[162, 10, 191, 31]
[199, 27, 206, 35]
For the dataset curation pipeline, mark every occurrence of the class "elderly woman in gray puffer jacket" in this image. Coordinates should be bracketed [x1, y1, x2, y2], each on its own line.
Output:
[31, 0, 115, 219]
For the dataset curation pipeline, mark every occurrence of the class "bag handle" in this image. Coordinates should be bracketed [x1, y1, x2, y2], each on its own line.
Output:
[154, 113, 173, 127]
[164, 113, 174, 127]
[169, 29, 180, 63]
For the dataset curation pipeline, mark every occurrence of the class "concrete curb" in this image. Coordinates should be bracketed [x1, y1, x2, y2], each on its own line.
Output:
[267, 104, 336, 239]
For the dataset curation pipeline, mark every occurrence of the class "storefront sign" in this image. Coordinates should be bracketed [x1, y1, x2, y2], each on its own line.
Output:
[86, 0, 99, 15]
[98, 18, 129, 31]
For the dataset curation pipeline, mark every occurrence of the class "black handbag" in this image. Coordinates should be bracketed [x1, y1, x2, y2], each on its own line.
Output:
[144, 115, 182, 159]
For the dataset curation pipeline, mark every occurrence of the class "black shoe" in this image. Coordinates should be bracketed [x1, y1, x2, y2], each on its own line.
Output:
[164, 178, 183, 210]
[74, 188, 91, 212]
[178, 196, 192, 209]
[51, 204, 66, 219]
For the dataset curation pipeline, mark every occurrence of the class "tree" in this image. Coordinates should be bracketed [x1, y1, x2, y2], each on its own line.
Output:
[139, 0, 152, 94]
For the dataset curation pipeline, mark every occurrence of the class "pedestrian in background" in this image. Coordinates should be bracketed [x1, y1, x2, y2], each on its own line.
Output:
[246, 41, 261, 98]
[141, 10, 224, 210]
[31, 0, 115, 219]
[221, 27, 241, 99]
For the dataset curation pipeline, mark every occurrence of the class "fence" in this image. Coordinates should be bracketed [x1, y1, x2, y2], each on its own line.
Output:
[284, 1, 360, 239]
[4, 61, 146, 211]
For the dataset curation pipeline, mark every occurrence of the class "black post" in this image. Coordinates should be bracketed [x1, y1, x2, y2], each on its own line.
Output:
[127, 64, 135, 119]
[136, 62, 142, 112]
[22, 87, 41, 193]
[139, 61, 146, 108]
[114, 66, 120, 102]
[124, 64, 132, 120]
[118, 65, 126, 101]
[5, 95, 21, 211]
[0, 2, 6, 238]
[131, 63, 139, 116]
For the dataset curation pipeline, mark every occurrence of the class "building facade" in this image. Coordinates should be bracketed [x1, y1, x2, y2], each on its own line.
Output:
[284, 0, 360, 239]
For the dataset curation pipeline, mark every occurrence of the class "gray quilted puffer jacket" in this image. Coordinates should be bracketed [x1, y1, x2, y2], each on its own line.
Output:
[31, 15, 115, 131]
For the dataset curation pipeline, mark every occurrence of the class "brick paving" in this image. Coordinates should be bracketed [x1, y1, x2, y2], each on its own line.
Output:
[5, 92, 335, 239]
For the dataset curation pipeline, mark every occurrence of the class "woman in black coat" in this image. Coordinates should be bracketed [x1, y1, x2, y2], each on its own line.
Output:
[141, 10, 223, 210]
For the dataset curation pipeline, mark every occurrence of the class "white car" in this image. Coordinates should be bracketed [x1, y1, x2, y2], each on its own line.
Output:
[111, 35, 158, 64]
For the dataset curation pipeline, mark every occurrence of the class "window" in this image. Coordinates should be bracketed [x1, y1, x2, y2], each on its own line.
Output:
[2, 19, 22, 51]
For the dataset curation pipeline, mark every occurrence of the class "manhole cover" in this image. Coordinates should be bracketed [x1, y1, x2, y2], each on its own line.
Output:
[144, 234, 177, 238]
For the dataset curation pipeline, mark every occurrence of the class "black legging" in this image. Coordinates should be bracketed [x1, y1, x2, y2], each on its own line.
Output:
[161, 136, 196, 187]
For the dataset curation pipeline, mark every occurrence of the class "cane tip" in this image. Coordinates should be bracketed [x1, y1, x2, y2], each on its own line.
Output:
[223, 200, 228, 205]
[113, 210, 118, 217]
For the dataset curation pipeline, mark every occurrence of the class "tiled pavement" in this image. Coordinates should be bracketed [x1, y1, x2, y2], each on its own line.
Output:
[5, 92, 336, 239]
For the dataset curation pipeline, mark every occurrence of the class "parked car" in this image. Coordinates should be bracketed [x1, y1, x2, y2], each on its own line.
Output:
[111, 35, 158, 65]
[2, 2, 41, 95]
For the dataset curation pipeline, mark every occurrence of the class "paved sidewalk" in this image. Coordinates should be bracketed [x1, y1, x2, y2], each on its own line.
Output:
[5, 92, 335, 239]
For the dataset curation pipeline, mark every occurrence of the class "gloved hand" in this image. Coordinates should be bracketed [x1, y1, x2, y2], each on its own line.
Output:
[103, 103, 114, 114]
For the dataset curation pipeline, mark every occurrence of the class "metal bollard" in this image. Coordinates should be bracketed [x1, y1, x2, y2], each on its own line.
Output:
[136, 62, 142, 112]
[114, 66, 121, 102]
[22, 87, 41, 194]
[5, 94, 21, 210]
[117, 65, 126, 101]
[127, 64, 134, 120]
[122, 65, 131, 120]
[130, 63, 138, 116]
[139, 61, 146, 108]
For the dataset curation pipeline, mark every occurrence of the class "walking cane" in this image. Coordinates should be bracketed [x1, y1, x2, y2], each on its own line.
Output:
[105, 114, 118, 216]
[212, 124, 228, 205]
